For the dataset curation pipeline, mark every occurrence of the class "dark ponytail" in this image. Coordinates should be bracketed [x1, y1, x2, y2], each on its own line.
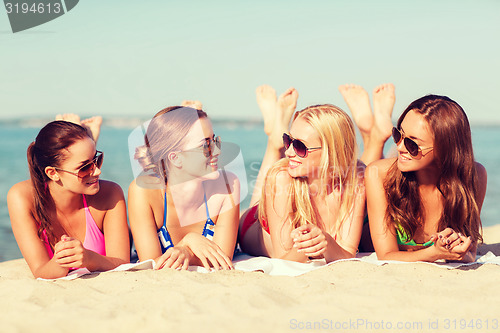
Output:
[28, 121, 91, 246]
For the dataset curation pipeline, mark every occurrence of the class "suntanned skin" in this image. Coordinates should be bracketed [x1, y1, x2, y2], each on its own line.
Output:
[8, 137, 130, 279]
[366, 110, 487, 262]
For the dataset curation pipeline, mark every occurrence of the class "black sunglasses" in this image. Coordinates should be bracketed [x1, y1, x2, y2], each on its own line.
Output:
[283, 133, 322, 158]
[392, 127, 433, 157]
[54, 151, 104, 178]
[184, 136, 221, 158]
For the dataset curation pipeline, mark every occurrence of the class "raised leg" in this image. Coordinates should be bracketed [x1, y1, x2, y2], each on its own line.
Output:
[361, 83, 395, 164]
[248, 86, 298, 208]
[56, 113, 102, 144]
[181, 100, 203, 110]
[338, 84, 373, 146]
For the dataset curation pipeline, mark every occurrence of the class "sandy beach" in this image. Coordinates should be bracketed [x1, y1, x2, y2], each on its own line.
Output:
[1, 225, 499, 333]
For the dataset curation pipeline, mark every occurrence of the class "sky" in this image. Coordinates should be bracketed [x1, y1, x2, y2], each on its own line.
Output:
[1, 0, 499, 124]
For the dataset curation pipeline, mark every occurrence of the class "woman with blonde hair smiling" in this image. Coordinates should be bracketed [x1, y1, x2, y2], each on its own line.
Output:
[239, 85, 393, 262]
[128, 105, 240, 271]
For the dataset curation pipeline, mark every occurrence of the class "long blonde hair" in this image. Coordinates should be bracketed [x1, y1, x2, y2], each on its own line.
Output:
[258, 104, 360, 239]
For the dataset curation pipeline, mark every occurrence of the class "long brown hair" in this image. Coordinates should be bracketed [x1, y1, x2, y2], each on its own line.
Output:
[134, 106, 208, 184]
[27, 121, 92, 246]
[384, 95, 482, 243]
[259, 104, 360, 240]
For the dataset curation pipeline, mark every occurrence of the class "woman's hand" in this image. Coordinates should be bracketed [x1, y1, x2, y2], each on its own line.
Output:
[53, 235, 90, 269]
[431, 228, 473, 261]
[291, 224, 328, 258]
[179, 233, 233, 271]
[154, 246, 191, 270]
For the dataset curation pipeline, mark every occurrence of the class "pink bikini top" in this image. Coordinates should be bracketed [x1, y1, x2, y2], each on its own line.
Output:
[42, 195, 106, 258]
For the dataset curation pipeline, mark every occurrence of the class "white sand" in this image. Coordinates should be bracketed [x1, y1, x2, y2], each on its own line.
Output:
[1, 225, 500, 333]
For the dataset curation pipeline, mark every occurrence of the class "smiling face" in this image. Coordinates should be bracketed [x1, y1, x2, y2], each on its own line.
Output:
[178, 117, 220, 181]
[53, 137, 102, 195]
[285, 116, 323, 179]
[396, 110, 436, 172]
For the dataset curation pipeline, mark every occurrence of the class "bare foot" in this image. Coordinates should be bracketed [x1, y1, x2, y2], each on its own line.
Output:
[255, 85, 278, 136]
[181, 100, 203, 110]
[338, 84, 373, 143]
[81, 116, 103, 143]
[273, 87, 298, 150]
[55, 113, 81, 125]
[372, 83, 395, 142]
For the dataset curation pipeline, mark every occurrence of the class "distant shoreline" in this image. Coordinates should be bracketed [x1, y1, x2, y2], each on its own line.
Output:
[1, 116, 499, 129]
[0, 117, 265, 129]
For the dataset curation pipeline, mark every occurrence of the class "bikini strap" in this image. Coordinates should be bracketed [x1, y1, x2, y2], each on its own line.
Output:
[82, 194, 88, 209]
[203, 191, 210, 219]
[158, 192, 173, 252]
[201, 190, 215, 240]
[163, 192, 168, 228]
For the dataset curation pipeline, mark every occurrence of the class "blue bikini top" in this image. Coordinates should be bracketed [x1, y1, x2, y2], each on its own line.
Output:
[157, 191, 215, 253]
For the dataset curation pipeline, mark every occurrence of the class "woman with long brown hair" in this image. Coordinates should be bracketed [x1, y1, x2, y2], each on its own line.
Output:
[8, 121, 130, 279]
[366, 95, 487, 262]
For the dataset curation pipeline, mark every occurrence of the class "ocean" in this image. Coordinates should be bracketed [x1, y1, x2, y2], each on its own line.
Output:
[1, 120, 498, 262]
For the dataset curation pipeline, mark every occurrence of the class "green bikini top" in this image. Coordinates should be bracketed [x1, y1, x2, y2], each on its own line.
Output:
[396, 224, 434, 247]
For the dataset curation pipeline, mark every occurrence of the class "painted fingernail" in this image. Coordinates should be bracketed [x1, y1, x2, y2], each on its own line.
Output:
[439, 235, 443, 239]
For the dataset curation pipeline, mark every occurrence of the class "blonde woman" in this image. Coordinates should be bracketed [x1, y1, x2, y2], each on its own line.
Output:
[128, 106, 240, 270]
[238, 84, 387, 262]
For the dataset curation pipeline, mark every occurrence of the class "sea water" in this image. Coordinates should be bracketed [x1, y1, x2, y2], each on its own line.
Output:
[0, 121, 498, 262]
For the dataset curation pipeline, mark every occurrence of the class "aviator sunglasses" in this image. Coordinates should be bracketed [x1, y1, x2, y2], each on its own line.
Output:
[392, 127, 433, 157]
[184, 135, 221, 158]
[283, 133, 322, 158]
[54, 151, 104, 178]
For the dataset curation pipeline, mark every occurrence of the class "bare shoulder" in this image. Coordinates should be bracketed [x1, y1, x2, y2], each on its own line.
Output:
[7, 180, 33, 206]
[129, 175, 163, 193]
[7, 180, 36, 228]
[475, 162, 487, 201]
[365, 158, 396, 180]
[90, 180, 125, 209]
[128, 177, 161, 203]
[273, 168, 293, 187]
[209, 170, 240, 189]
[475, 161, 487, 181]
[96, 180, 124, 197]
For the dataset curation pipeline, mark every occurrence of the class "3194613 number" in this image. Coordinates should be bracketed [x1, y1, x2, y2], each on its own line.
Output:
[5, 2, 61, 14]
[443, 319, 498, 330]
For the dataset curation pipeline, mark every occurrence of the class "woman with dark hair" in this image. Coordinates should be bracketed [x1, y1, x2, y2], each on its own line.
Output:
[7, 121, 130, 279]
[366, 95, 487, 262]
[128, 106, 240, 271]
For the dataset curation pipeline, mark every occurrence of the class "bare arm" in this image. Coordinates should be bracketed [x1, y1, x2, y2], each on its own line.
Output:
[8, 181, 69, 279]
[211, 172, 240, 259]
[366, 159, 476, 262]
[262, 171, 310, 262]
[292, 163, 366, 262]
[128, 179, 163, 261]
